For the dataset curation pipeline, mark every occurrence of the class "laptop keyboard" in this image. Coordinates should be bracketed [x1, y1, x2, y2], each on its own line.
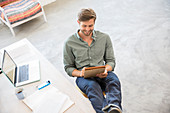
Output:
[19, 65, 29, 82]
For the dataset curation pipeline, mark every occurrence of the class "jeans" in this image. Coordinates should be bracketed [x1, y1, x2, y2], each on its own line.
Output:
[76, 71, 122, 113]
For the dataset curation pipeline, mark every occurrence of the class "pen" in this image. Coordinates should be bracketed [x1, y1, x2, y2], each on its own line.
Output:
[38, 80, 51, 90]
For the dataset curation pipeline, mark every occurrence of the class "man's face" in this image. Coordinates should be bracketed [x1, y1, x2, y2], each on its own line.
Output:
[78, 19, 95, 36]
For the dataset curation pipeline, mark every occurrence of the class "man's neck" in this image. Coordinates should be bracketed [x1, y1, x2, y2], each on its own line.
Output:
[79, 31, 93, 41]
[78, 31, 93, 46]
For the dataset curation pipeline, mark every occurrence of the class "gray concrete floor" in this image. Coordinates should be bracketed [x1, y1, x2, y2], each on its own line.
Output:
[0, 0, 170, 113]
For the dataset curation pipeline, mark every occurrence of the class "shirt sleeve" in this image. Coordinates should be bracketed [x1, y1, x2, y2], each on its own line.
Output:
[63, 41, 76, 77]
[104, 35, 116, 71]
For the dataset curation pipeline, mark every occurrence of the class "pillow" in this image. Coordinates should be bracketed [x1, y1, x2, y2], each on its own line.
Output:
[0, 0, 42, 24]
[0, 0, 18, 7]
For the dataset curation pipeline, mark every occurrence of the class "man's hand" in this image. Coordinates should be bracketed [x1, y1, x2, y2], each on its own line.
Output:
[96, 64, 112, 78]
[80, 67, 86, 77]
[96, 68, 108, 78]
[72, 68, 86, 77]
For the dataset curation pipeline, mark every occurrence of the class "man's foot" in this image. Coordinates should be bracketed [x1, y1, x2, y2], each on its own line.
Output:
[108, 106, 122, 113]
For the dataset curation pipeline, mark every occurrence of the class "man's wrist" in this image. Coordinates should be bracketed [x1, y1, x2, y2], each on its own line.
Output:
[72, 69, 82, 77]
[105, 64, 112, 72]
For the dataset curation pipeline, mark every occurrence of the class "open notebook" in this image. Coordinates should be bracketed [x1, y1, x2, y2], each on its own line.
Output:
[23, 85, 74, 113]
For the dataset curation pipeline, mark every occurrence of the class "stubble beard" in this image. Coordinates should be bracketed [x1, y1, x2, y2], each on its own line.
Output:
[81, 30, 93, 36]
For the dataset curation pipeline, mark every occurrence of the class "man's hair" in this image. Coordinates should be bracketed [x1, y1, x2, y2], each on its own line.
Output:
[78, 8, 96, 22]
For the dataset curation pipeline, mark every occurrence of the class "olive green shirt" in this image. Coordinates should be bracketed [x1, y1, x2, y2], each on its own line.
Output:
[63, 30, 116, 77]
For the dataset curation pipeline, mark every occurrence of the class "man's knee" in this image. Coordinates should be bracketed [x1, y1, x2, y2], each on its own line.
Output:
[76, 78, 100, 92]
[86, 80, 100, 91]
[107, 72, 121, 85]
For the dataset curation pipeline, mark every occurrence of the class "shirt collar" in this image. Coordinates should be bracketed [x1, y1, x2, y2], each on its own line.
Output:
[76, 30, 96, 41]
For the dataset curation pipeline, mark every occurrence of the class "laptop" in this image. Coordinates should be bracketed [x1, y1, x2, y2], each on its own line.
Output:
[1, 50, 40, 87]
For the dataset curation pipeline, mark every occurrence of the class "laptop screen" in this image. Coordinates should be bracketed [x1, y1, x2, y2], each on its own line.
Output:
[2, 50, 16, 84]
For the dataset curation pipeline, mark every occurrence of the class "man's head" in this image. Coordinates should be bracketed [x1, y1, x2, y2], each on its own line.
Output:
[77, 8, 96, 36]
[78, 8, 96, 22]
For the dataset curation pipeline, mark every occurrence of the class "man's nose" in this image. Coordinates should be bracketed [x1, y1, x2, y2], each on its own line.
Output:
[85, 27, 90, 31]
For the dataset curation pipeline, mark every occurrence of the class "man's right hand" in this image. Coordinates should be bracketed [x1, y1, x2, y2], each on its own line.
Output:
[80, 67, 86, 77]
[72, 67, 86, 77]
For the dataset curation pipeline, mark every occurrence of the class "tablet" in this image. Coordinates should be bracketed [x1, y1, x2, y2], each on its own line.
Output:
[84, 66, 105, 78]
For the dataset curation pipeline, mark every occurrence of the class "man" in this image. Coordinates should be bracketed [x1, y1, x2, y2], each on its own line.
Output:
[63, 8, 122, 113]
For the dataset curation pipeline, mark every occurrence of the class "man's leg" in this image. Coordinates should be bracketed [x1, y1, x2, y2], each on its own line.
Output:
[103, 72, 122, 112]
[76, 77, 105, 113]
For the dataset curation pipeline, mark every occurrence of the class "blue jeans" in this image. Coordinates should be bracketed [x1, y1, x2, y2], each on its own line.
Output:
[76, 71, 122, 113]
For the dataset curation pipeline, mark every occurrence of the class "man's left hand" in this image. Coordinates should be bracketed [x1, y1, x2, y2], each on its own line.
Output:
[96, 69, 108, 78]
